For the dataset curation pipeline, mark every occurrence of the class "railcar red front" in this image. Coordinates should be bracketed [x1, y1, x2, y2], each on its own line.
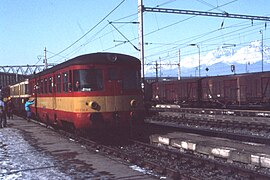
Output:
[28, 53, 144, 130]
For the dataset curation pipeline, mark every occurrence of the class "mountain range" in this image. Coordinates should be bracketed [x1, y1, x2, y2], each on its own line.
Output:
[145, 41, 270, 77]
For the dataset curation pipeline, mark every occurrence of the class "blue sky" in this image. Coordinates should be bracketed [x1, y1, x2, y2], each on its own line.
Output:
[1, 0, 269, 75]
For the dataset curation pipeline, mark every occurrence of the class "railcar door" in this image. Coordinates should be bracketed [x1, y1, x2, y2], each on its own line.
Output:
[224, 79, 237, 104]
[262, 77, 270, 102]
[54, 74, 61, 117]
[50, 76, 56, 117]
[33, 78, 40, 118]
[33, 79, 38, 117]
[107, 68, 122, 111]
[165, 83, 175, 103]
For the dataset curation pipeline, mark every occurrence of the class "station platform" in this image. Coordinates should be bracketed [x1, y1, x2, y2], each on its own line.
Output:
[0, 116, 156, 179]
[150, 132, 270, 169]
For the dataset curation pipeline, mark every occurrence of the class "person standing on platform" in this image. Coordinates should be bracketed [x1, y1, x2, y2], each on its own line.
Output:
[25, 98, 35, 122]
[0, 97, 5, 128]
[7, 98, 14, 120]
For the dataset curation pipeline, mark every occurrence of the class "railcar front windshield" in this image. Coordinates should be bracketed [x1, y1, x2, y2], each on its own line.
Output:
[123, 69, 141, 90]
[73, 69, 103, 92]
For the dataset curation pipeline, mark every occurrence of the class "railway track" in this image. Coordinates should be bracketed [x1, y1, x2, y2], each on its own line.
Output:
[32, 118, 270, 179]
[146, 106, 270, 144]
[65, 133, 270, 179]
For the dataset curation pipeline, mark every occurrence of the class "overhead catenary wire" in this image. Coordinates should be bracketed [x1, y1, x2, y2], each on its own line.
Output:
[103, 0, 239, 53]
[51, 2, 141, 63]
[144, 21, 257, 60]
[47, 0, 126, 61]
[142, 0, 270, 67]
[100, 1, 178, 52]
[95, 0, 238, 56]
[195, 0, 228, 13]
[46, 0, 268, 75]
[68, 1, 270, 63]
[148, 35, 270, 72]
[136, 1, 268, 75]
[143, 13, 268, 63]
[52, 23, 112, 64]
[145, 21, 268, 66]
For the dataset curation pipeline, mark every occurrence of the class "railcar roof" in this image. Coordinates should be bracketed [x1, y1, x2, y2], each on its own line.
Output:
[32, 52, 140, 77]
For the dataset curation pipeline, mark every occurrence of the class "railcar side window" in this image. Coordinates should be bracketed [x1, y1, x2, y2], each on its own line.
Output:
[49, 77, 52, 93]
[20, 83, 27, 95]
[63, 72, 69, 93]
[36, 82, 40, 94]
[57, 74, 61, 93]
[44, 79, 48, 94]
[123, 69, 141, 90]
[30, 83, 34, 95]
[25, 83, 29, 95]
[40, 79, 44, 94]
[73, 69, 103, 91]
[3, 75, 6, 86]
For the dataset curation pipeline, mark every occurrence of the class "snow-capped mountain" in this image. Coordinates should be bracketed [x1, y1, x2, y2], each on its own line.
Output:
[145, 41, 270, 77]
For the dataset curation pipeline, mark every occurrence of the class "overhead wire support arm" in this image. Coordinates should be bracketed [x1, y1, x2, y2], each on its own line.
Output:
[108, 21, 139, 24]
[143, 7, 270, 21]
[108, 21, 140, 51]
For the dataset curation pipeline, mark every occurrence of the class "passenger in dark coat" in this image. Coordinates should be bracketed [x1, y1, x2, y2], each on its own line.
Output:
[0, 97, 6, 128]
[7, 98, 14, 120]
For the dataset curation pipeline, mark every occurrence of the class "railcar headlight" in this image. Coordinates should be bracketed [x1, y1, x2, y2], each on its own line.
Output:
[130, 99, 137, 108]
[87, 101, 99, 110]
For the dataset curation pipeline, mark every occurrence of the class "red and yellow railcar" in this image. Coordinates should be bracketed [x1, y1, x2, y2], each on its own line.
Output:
[28, 53, 144, 130]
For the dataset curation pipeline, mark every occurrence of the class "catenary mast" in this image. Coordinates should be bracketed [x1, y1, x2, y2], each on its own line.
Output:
[138, 0, 145, 88]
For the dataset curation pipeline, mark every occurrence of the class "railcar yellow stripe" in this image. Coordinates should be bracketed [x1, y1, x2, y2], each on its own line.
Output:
[35, 95, 143, 113]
